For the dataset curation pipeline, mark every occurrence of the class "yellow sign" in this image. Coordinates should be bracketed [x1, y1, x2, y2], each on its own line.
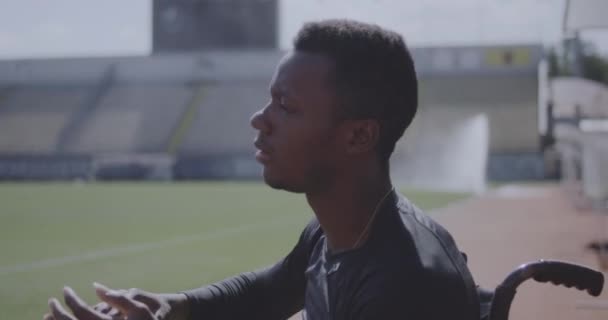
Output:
[485, 48, 531, 67]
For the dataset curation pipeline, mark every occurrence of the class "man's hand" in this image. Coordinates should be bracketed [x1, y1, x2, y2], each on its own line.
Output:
[43, 283, 189, 320]
[90, 284, 177, 320]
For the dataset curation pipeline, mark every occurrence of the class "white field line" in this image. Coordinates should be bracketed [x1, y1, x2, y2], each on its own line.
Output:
[0, 217, 300, 276]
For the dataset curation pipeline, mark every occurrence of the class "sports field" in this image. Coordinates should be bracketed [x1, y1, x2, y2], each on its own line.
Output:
[0, 182, 468, 319]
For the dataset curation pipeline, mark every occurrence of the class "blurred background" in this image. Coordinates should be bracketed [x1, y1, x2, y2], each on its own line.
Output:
[0, 0, 607, 319]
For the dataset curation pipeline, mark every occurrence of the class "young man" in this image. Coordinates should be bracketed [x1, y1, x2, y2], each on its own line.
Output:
[45, 19, 480, 320]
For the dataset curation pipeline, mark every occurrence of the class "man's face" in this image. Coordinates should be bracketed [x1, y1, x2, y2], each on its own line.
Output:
[250, 51, 341, 193]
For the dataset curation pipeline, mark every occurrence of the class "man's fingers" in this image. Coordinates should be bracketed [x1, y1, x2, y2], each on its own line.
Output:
[94, 283, 137, 320]
[128, 291, 169, 319]
[95, 283, 158, 309]
[97, 288, 150, 318]
[153, 301, 172, 319]
[43, 312, 55, 320]
[92, 282, 113, 298]
[93, 302, 123, 318]
[93, 284, 121, 315]
[107, 308, 123, 320]
[92, 302, 112, 314]
[49, 298, 75, 320]
[94, 283, 130, 313]
[131, 291, 162, 311]
[63, 287, 109, 320]
[93, 302, 124, 320]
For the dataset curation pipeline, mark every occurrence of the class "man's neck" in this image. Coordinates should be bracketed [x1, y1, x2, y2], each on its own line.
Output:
[306, 167, 393, 252]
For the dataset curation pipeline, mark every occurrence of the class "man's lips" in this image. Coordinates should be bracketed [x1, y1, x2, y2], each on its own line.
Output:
[254, 139, 272, 164]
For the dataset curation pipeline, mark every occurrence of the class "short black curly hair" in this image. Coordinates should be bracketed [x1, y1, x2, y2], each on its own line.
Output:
[294, 19, 418, 163]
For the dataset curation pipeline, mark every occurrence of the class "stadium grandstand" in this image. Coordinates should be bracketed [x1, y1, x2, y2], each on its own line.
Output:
[0, 44, 545, 190]
[0, 0, 553, 192]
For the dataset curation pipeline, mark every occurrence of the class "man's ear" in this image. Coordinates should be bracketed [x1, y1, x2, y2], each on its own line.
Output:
[343, 119, 380, 154]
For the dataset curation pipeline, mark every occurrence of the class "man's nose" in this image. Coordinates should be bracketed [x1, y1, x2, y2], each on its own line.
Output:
[250, 106, 271, 135]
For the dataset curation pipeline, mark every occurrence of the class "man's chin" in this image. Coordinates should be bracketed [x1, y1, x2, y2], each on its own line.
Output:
[262, 172, 305, 193]
[263, 177, 283, 190]
[264, 176, 289, 191]
[262, 170, 283, 189]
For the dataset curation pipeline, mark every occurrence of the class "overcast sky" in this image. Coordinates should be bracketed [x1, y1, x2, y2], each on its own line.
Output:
[1, 0, 607, 60]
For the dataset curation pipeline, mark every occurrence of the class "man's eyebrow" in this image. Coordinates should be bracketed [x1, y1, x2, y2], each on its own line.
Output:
[269, 84, 301, 101]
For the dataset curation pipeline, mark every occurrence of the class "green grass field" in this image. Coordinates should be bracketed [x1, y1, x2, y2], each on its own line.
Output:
[0, 182, 468, 319]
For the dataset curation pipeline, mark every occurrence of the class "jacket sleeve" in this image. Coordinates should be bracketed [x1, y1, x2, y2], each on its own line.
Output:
[182, 220, 322, 320]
